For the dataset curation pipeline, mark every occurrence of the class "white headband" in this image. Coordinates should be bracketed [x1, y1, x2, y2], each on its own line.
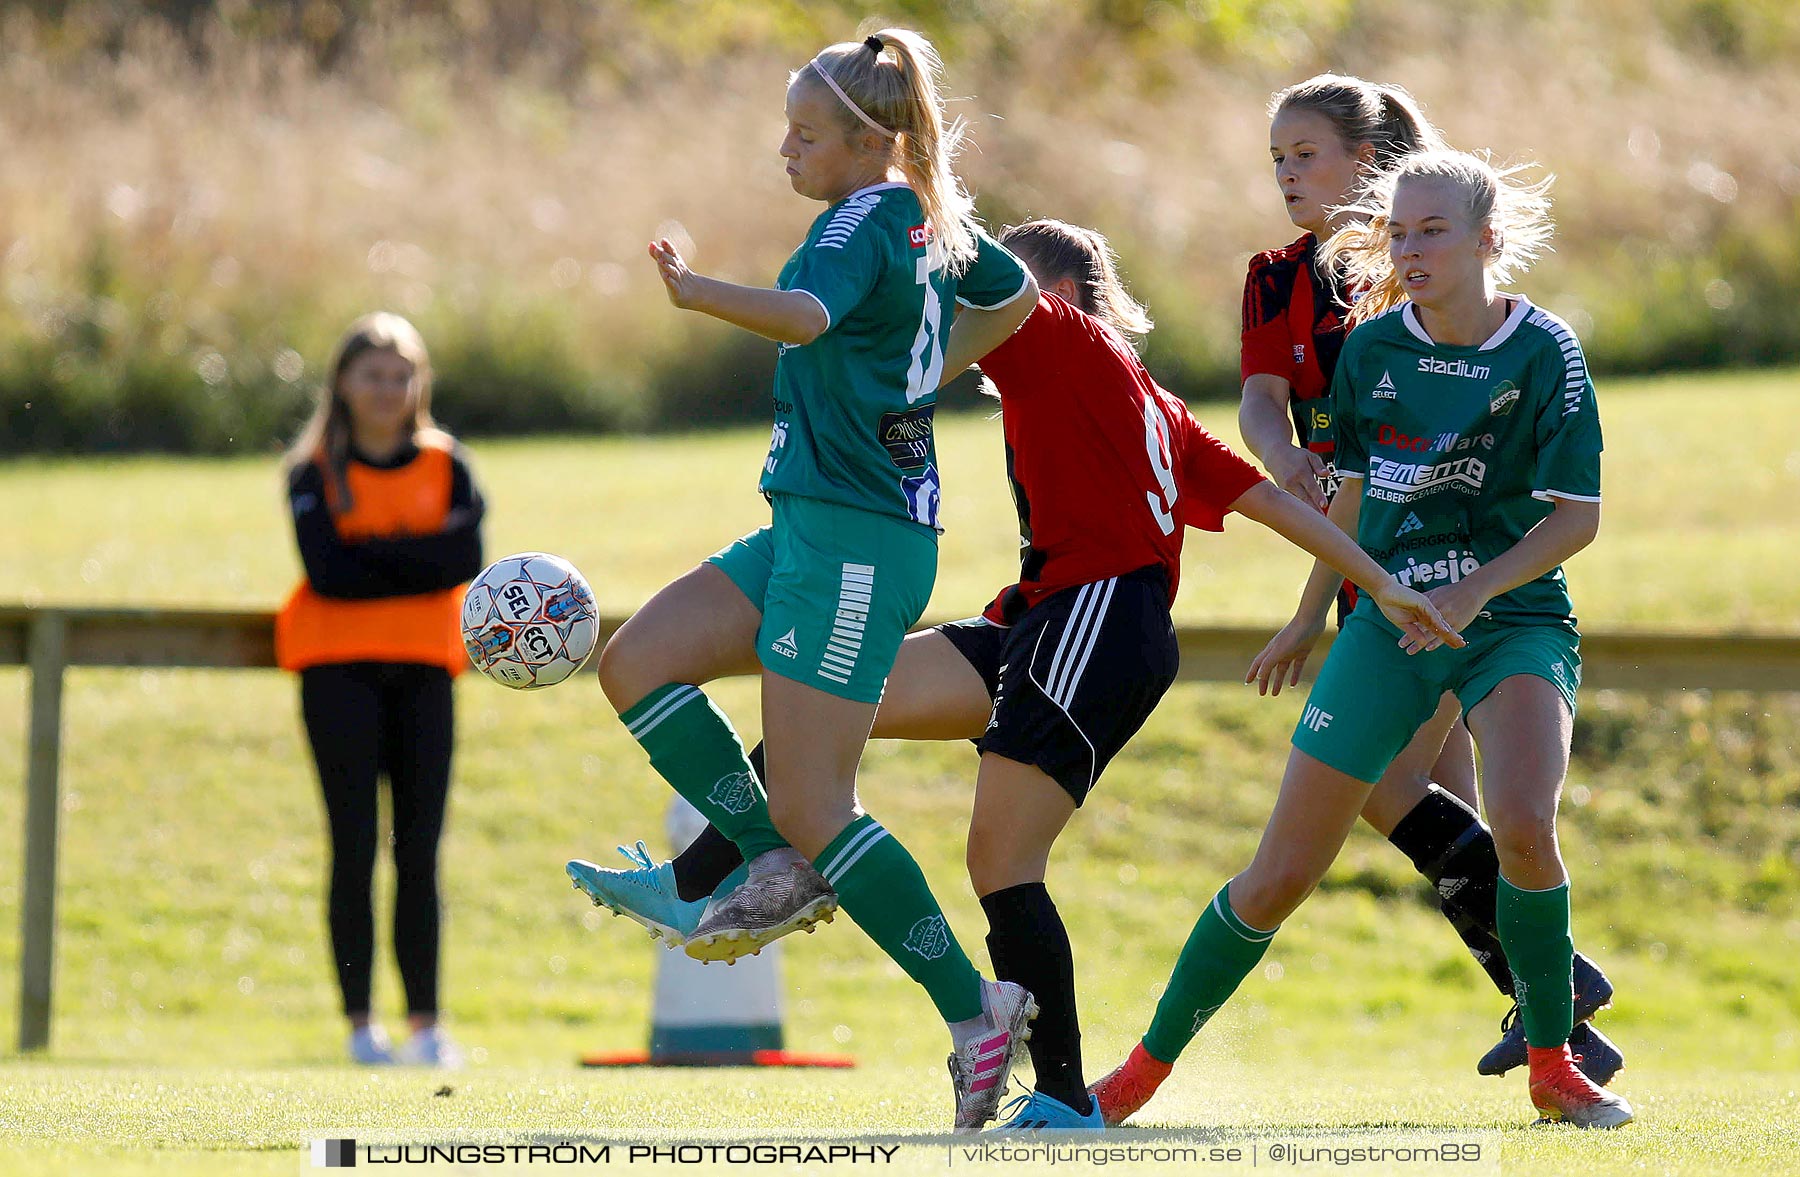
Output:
[810, 58, 895, 138]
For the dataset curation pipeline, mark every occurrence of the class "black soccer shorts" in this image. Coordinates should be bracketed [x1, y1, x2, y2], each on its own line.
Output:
[935, 563, 1179, 804]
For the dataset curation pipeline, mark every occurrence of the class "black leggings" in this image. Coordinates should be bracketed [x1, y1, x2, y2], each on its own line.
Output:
[300, 662, 453, 1017]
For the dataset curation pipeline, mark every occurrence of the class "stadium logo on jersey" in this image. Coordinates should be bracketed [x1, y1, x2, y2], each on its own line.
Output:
[770, 628, 800, 660]
[1377, 425, 1496, 454]
[879, 405, 935, 471]
[708, 771, 759, 816]
[1394, 549, 1483, 589]
[1489, 382, 1521, 416]
[1372, 371, 1397, 399]
[908, 223, 932, 248]
[1366, 455, 1487, 503]
[1396, 512, 1425, 537]
[902, 915, 951, 960]
[1418, 356, 1492, 380]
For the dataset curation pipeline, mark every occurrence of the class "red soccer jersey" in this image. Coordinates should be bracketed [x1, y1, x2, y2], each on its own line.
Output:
[973, 292, 1266, 623]
[1240, 232, 1353, 457]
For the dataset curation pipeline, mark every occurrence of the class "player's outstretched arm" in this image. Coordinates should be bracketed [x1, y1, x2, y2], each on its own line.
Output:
[1230, 479, 1464, 655]
[937, 275, 1040, 385]
[647, 238, 829, 345]
[1423, 497, 1602, 632]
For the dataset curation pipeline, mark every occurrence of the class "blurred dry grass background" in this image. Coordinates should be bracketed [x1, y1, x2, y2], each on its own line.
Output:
[2, 0, 1797, 452]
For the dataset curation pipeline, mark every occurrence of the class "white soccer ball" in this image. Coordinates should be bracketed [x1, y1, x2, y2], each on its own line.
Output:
[461, 552, 600, 689]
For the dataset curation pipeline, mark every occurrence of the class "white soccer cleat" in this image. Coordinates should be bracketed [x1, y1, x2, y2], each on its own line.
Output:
[949, 980, 1039, 1134]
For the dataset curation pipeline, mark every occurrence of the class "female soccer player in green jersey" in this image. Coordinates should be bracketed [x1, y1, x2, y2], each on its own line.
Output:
[1094, 149, 1633, 1130]
[579, 29, 1042, 1133]
[1237, 75, 1621, 1084]
[576, 218, 1462, 1136]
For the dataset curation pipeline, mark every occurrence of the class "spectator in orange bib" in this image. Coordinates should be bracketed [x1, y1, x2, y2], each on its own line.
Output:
[276, 312, 483, 1067]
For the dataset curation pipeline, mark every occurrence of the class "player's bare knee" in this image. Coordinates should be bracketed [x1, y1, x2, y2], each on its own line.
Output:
[964, 828, 1021, 897]
[764, 792, 843, 860]
[1486, 804, 1559, 871]
[596, 627, 653, 710]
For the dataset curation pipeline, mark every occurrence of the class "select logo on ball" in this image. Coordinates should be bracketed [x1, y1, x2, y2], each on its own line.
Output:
[460, 552, 600, 690]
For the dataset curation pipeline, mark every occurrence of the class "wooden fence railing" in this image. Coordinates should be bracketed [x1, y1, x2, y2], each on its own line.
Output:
[5, 604, 1798, 1052]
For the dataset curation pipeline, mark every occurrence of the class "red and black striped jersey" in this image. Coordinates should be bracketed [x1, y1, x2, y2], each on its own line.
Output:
[1240, 232, 1353, 457]
[973, 292, 1266, 624]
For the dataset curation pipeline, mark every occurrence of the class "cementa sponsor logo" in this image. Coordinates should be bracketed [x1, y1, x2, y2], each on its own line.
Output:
[1366, 454, 1487, 502]
[1417, 356, 1492, 380]
[1393, 548, 1483, 588]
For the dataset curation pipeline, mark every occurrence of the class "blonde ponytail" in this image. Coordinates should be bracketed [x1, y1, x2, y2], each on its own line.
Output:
[801, 28, 977, 272]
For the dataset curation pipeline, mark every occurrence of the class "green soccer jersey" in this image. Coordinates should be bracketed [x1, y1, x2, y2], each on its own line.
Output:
[760, 182, 1031, 530]
[1319, 296, 1603, 628]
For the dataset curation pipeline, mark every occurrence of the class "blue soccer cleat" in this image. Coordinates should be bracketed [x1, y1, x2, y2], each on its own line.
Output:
[985, 1089, 1106, 1135]
[567, 841, 711, 947]
[1565, 1022, 1624, 1087]
[1479, 953, 1618, 1079]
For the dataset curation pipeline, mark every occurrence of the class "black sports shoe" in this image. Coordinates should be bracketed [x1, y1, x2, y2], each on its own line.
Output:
[1478, 953, 1616, 1078]
[1566, 1021, 1624, 1087]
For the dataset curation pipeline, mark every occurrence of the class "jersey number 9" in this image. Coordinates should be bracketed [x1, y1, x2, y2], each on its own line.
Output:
[1143, 400, 1180, 536]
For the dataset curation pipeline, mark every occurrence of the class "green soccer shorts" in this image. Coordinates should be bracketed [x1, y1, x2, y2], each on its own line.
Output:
[1291, 608, 1581, 783]
[707, 494, 937, 704]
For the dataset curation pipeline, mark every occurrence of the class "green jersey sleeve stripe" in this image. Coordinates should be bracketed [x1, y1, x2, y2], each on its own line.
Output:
[815, 192, 883, 249]
[955, 272, 1033, 311]
[1525, 308, 1590, 417]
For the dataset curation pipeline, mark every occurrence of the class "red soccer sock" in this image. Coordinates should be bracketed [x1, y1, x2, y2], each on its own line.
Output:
[1528, 1043, 1575, 1077]
[1130, 1041, 1175, 1082]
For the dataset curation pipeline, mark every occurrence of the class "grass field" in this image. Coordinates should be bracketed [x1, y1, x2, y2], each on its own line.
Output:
[2, 369, 1799, 1174]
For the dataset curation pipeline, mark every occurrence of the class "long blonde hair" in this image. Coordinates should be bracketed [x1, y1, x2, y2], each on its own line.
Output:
[282, 311, 439, 509]
[1322, 150, 1555, 325]
[1000, 219, 1153, 341]
[798, 28, 977, 272]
